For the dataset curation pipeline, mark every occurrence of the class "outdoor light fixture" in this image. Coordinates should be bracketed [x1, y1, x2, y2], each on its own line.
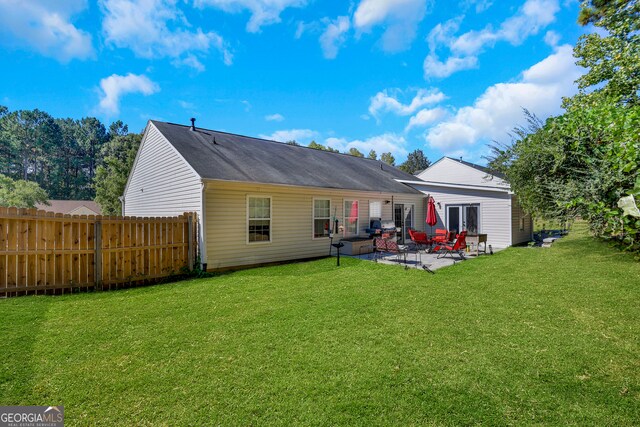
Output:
[437, 202, 441, 208]
[384, 200, 391, 204]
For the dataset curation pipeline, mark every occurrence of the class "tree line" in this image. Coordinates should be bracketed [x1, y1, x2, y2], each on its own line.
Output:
[1, 110, 430, 215]
[0, 107, 141, 214]
[287, 140, 430, 174]
[488, 0, 640, 254]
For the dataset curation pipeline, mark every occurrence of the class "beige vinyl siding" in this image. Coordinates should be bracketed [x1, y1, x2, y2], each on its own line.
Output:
[123, 122, 202, 218]
[204, 181, 424, 269]
[417, 157, 509, 189]
[410, 184, 512, 248]
[511, 195, 533, 245]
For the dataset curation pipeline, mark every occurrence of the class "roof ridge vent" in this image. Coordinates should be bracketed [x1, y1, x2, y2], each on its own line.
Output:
[190, 118, 196, 131]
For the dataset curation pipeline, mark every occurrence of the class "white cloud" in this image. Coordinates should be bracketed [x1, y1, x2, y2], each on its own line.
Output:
[0, 0, 94, 62]
[405, 107, 448, 131]
[98, 73, 160, 115]
[544, 30, 561, 47]
[319, 16, 350, 59]
[259, 129, 319, 143]
[265, 113, 285, 122]
[195, 0, 306, 33]
[461, 0, 493, 12]
[178, 100, 195, 109]
[369, 88, 446, 119]
[423, 54, 478, 78]
[353, 0, 429, 52]
[101, 0, 232, 70]
[424, 0, 560, 78]
[425, 44, 582, 153]
[325, 133, 408, 158]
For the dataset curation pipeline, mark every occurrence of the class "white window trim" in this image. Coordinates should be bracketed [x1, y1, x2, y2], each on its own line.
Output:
[246, 195, 272, 245]
[312, 198, 331, 240]
[445, 203, 482, 234]
[343, 199, 359, 237]
[369, 200, 383, 221]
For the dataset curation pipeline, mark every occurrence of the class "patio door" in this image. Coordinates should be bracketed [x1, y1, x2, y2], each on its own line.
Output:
[394, 204, 414, 244]
[446, 204, 479, 234]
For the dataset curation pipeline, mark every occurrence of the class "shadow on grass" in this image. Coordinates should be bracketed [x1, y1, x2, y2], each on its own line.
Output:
[0, 297, 53, 404]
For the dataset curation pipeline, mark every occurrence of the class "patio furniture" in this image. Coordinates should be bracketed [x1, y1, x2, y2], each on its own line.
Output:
[432, 228, 449, 243]
[433, 231, 468, 260]
[374, 237, 409, 268]
[409, 228, 431, 249]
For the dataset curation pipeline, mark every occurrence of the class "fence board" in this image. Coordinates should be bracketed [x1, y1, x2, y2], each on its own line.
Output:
[0, 210, 197, 297]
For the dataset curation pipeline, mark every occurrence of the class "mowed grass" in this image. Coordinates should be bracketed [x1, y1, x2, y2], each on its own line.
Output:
[1, 224, 639, 426]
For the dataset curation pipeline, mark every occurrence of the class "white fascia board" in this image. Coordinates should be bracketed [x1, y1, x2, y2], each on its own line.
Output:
[396, 179, 512, 194]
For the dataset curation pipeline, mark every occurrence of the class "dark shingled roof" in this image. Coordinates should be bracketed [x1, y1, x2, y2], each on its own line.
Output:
[151, 121, 422, 194]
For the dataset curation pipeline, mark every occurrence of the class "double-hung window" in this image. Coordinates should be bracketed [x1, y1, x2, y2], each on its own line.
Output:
[313, 199, 331, 238]
[247, 196, 271, 243]
[344, 200, 359, 235]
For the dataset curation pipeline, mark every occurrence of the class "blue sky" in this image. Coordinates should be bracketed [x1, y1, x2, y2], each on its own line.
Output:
[0, 0, 586, 165]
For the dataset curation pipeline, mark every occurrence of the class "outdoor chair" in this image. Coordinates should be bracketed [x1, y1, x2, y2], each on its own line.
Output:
[433, 228, 449, 243]
[374, 238, 408, 268]
[433, 231, 468, 260]
[408, 228, 431, 251]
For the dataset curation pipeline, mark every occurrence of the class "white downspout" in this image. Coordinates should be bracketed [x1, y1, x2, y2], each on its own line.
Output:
[200, 181, 208, 270]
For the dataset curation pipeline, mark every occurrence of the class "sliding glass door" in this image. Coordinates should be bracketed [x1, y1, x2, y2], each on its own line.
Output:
[446, 204, 479, 234]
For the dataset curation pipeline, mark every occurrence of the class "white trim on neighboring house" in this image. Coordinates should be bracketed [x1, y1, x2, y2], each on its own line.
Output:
[397, 179, 512, 194]
[246, 194, 272, 245]
[312, 197, 331, 240]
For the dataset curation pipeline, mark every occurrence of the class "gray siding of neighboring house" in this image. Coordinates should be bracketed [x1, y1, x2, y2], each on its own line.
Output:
[416, 157, 510, 189]
[410, 184, 513, 248]
[123, 122, 202, 219]
[511, 195, 533, 245]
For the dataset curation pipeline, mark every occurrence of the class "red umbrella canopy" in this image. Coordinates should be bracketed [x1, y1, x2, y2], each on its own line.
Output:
[349, 200, 358, 223]
[426, 196, 437, 227]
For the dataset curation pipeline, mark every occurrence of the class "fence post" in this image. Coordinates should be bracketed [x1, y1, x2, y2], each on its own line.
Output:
[94, 220, 102, 289]
[187, 215, 194, 271]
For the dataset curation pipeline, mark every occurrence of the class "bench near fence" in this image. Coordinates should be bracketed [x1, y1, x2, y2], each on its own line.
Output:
[0, 207, 197, 297]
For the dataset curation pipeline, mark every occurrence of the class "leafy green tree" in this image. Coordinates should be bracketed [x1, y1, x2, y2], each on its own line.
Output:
[380, 152, 395, 166]
[488, 1, 640, 252]
[0, 109, 59, 183]
[94, 132, 142, 215]
[399, 149, 430, 174]
[348, 147, 364, 157]
[0, 173, 48, 208]
[367, 149, 377, 160]
[569, 0, 640, 107]
[285, 140, 300, 146]
[308, 140, 339, 153]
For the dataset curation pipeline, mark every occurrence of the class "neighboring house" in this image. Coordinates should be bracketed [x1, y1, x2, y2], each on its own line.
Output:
[122, 120, 425, 270]
[399, 156, 533, 248]
[35, 200, 102, 216]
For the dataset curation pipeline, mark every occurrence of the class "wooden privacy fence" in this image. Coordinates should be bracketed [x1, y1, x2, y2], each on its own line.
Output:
[0, 207, 197, 297]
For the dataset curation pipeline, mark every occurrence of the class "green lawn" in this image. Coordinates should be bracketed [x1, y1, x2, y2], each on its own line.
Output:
[1, 224, 639, 426]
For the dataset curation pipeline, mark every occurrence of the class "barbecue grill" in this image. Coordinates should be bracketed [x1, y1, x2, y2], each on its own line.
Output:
[366, 219, 398, 240]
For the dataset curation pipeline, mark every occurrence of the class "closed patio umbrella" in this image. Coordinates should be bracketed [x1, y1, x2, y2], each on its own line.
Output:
[426, 196, 437, 235]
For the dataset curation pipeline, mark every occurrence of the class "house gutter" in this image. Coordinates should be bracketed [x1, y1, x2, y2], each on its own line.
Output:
[199, 177, 422, 195]
[396, 179, 512, 194]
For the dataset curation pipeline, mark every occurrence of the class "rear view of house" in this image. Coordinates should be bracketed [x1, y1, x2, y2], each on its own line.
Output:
[402, 157, 533, 248]
[122, 120, 425, 270]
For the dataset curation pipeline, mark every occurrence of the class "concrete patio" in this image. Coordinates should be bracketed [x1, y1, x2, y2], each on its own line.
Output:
[345, 244, 500, 272]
